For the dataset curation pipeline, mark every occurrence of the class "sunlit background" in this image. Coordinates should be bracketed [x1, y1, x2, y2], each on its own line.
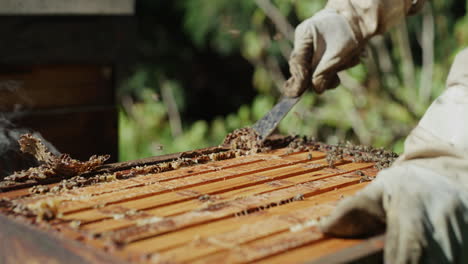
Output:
[118, 0, 468, 161]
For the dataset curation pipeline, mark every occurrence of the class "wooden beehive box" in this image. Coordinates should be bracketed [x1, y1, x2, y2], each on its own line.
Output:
[0, 0, 135, 162]
[0, 140, 385, 263]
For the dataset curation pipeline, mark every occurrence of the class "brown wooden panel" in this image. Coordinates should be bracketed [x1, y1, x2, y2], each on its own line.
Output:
[0, 16, 135, 64]
[0, 65, 113, 111]
[0, 214, 127, 264]
[0, 0, 135, 15]
[10, 107, 118, 162]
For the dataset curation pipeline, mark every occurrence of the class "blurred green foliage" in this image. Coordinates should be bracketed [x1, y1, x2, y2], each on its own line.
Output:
[119, 0, 468, 161]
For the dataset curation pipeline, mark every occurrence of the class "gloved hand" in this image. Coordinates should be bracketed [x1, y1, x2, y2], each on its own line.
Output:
[284, 0, 426, 97]
[320, 48, 468, 263]
[283, 9, 364, 97]
[321, 166, 468, 263]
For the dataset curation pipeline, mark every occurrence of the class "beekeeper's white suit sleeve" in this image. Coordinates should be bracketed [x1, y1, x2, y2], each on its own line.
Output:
[321, 48, 468, 264]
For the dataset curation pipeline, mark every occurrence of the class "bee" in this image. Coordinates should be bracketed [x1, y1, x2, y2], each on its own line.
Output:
[198, 194, 211, 201]
[293, 194, 305, 201]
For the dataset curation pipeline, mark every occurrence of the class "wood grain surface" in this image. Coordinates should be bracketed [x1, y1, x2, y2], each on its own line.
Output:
[0, 146, 384, 263]
[0, 65, 113, 111]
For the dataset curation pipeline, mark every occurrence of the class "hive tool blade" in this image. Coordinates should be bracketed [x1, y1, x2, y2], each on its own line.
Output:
[251, 96, 301, 141]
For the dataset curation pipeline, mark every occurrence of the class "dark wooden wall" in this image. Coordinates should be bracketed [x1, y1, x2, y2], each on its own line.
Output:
[0, 65, 117, 161]
[0, 16, 135, 162]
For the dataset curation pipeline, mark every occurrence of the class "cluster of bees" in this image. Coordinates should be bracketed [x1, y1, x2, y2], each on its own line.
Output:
[285, 136, 398, 170]
[5, 165, 55, 182]
[4, 134, 109, 185]
[234, 194, 304, 218]
[29, 185, 51, 194]
[223, 128, 269, 154]
[4, 197, 63, 222]
[331, 142, 399, 170]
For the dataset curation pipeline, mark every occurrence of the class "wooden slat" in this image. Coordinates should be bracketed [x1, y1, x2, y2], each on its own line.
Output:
[308, 235, 384, 264]
[191, 227, 323, 264]
[122, 184, 368, 260]
[256, 238, 363, 264]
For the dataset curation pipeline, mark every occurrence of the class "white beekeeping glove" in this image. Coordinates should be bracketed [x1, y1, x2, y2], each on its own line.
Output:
[284, 0, 425, 97]
[321, 48, 468, 263]
[283, 9, 364, 96]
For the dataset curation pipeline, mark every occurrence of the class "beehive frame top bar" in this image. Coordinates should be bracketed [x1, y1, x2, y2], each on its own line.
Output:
[0, 138, 388, 263]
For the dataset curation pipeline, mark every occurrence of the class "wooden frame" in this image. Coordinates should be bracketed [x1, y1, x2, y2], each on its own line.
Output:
[0, 213, 383, 263]
[0, 146, 385, 263]
[0, 212, 384, 263]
